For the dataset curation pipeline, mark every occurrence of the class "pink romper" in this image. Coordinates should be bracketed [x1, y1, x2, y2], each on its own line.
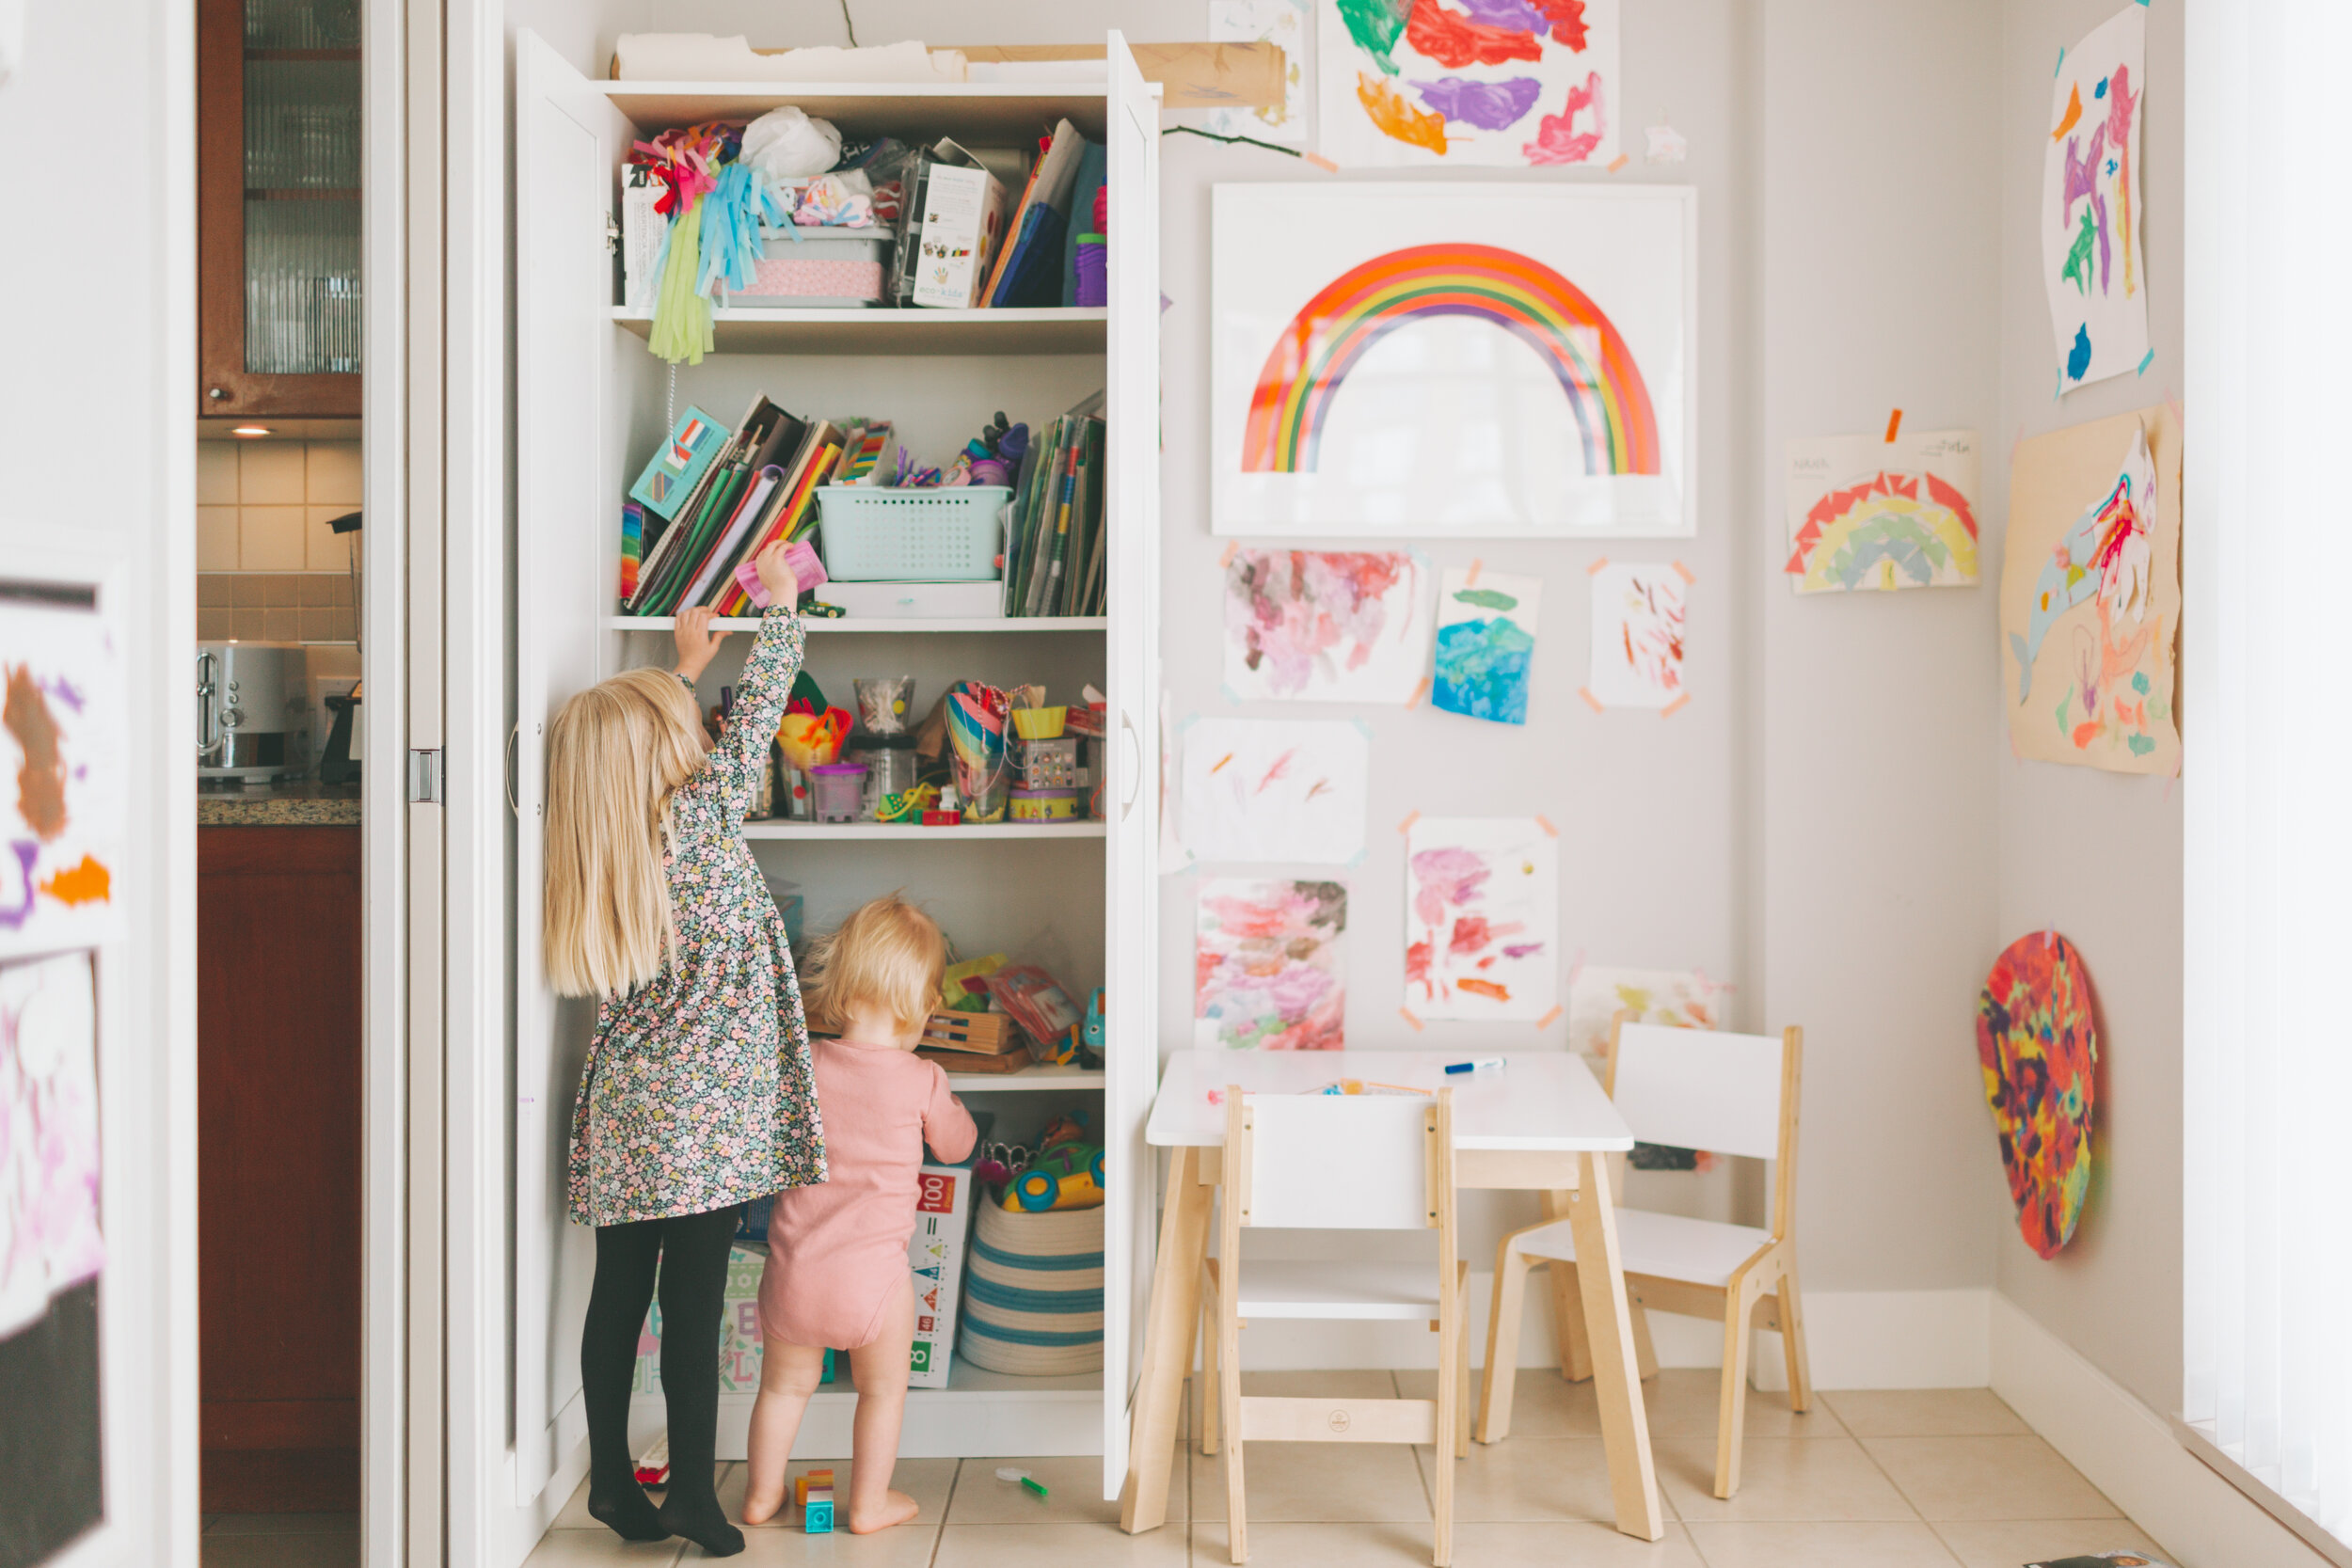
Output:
[757, 1038, 978, 1351]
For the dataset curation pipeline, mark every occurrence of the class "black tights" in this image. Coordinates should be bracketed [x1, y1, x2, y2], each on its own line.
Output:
[579, 1203, 745, 1556]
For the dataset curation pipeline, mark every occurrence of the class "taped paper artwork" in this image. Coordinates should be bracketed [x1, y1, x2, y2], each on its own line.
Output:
[1204, 0, 1310, 146]
[1978, 931, 2099, 1259]
[1318, 0, 1622, 167]
[1587, 562, 1686, 709]
[1432, 569, 1541, 724]
[1565, 964, 1727, 1060]
[0, 951, 102, 1338]
[2000, 405, 2180, 774]
[2043, 4, 2149, 391]
[0, 580, 126, 962]
[1178, 717, 1370, 865]
[1785, 430, 1981, 594]
[1196, 879, 1348, 1050]
[1224, 549, 1434, 703]
[1404, 816, 1557, 1022]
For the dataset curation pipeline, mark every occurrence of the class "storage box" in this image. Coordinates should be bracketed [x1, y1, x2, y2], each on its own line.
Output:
[908, 1144, 981, 1388]
[921, 1010, 1023, 1055]
[1009, 787, 1083, 822]
[633, 1243, 771, 1395]
[909, 161, 1007, 309]
[819, 580, 1005, 620]
[818, 485, 1009, 582]
[621, 166, 667, 311]
[1012, 735, 1081, 789]
[725, 226, 890, 309]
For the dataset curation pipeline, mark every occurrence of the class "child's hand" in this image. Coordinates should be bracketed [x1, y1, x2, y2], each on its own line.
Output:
[754, 539, 802, 607]
[673, 605, 728, 682]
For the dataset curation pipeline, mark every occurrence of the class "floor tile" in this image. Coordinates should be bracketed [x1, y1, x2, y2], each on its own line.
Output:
[1421, 1363, 1604, 1437]
[550, 1466, 730, 1531]
[1192, 1439, 1429, 1522]
[713, 1457, 955, 1528]
[1824, 1389, 2029, 1438]
[725, 1522, 938, 1565]
[205, 1515, 359, 1536]
[1932, 1517, 2171, 1567]
[943, 1456, 1152, 1525]
[933, 1521, 1188, 1567]
[1409, 1365, 1842, 1441]
[1192, 1518, 1705, 1566]
[1655, 1435, 1919, 1523]
[1862, 1435, 2121, 1522]
[1416, 1435, 1667, 1524]
[521, 1529, 683, 1567]
[1684, 1520, 1963, 1566]
[199, 1539, 360, 1568]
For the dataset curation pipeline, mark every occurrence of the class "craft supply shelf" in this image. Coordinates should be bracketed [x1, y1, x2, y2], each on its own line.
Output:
[515, 33, 1162, 1502]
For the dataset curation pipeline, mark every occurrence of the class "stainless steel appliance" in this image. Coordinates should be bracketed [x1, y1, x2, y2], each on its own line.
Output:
[197, 641, 309, 782]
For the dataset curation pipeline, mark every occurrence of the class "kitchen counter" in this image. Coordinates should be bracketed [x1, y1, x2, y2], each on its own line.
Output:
[197, 782, 362, 826]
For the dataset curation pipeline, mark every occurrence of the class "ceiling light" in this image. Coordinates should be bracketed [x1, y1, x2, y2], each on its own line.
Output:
[230, 425, 273, 438]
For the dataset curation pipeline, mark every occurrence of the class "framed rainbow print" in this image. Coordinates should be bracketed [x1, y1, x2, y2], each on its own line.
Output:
[1211, 182, 1696, 538]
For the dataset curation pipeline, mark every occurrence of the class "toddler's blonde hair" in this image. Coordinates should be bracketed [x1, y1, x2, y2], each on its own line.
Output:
[803, 894, 946, 1041]
[541, 667, 708, 999]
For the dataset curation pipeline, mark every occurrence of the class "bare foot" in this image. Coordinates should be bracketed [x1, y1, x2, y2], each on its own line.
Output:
[739, 1481, 784, 1528]
[846, 1489, 920, 1534]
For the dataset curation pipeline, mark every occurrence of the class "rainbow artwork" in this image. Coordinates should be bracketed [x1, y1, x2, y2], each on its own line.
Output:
[1977, 930, 2099, 1259]
[1241, 244, 1661, 482]
[1783, 430, 1982, 594]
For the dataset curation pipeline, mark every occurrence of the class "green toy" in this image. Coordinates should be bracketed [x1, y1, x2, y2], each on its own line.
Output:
[1004, 1115, 1106, 1212]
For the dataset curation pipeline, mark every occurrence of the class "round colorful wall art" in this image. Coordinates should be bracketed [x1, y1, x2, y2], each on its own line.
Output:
[1976, 931, 2099, 1259]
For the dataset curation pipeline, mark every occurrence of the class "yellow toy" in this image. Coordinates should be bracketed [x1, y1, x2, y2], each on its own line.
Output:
[1002, 1117, 1106, 1212]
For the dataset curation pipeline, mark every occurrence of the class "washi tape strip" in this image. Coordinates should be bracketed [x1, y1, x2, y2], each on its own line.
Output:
[1408, 674, 1431, 707]
[1587, 557, 1610, 576]
[1398, 1006, 1424, 1031]
[1884, 407, 1904, 442]
[1397, 810, 1421, 834]
[1534, 815, 1559, 837]
[1607, 153, 1629, 172]
[1535, 1006, 1563, 1029]
[1218, 541, 1237, 568]
[1304, 151, 1339, 172]
[1672, 561, 1695, 583]
[1661, 694, 1691, 719]
[1465, 558, 1482, 587]
[1579, 688, 1604, 712]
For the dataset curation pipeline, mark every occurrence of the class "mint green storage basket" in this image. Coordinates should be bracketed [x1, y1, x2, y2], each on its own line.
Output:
[816, 484, 1009, 582]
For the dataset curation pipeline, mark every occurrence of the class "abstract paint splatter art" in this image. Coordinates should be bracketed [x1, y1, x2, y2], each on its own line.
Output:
[1224, 549, 1433, 704]
[1785, 430, 1981, 594]
[0, 578, 124, 962]
[1319, 0, 1622, 166]
[1404, 816, 1557, 1022]
[1565, 964, 1727, 1060]
[1586, 562, 1687, 710]
[1977, 931, 2098, 1259]
[1432, 568, 1541, 724]
[1177, 717, 1370, 865]
[2043, 5, 2148, 392]
[1195, 879, 1348, 1050]
[2000, 406, 2179, 774]
[0, 951, 102, 1337]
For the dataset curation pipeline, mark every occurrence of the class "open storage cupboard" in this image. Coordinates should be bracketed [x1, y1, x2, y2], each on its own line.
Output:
[510, 34, 1163, 1506]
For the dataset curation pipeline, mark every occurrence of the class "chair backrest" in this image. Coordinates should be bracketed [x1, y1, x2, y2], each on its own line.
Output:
[1232, 1090, 1447, 1230]
[1609, 1022, 1792, 1164]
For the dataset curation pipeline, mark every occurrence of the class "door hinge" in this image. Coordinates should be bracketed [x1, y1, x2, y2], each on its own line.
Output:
[407, 748, 444, 804]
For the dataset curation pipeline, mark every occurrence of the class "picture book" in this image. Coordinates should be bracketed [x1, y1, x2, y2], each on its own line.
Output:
[628, 404, 729, 523]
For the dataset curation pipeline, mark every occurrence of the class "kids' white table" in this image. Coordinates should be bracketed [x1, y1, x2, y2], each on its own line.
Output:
[1118, 1050, 1663, 1543]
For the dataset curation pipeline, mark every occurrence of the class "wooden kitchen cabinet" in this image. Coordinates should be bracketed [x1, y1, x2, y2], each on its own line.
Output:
[197, 825, 360, 1512]
[197, 0, 363, 420]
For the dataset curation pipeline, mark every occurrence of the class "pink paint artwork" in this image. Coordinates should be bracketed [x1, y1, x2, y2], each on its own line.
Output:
[0, 950, 102, 1337]
[1223, 549, 1433, 703]
[1178, 718, 1370, 865]
[1196, 879, 1348, 1050]
[1404, 817, 1558, 1022]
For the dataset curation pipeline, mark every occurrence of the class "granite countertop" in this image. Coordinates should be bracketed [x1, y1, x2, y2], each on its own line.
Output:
[198, 782, 363, 826]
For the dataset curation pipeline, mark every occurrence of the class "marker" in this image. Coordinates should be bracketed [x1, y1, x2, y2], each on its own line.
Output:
[1444, 1057, 1505, 1075]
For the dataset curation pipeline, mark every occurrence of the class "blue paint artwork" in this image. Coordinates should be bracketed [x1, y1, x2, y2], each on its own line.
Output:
[2066, 324, 2093, 382]
[2095, 76, 2109, 98]
[1430, 570, 1544, 727]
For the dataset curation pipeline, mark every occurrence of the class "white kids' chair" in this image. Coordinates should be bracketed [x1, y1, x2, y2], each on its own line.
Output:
[1197, 1086, 1470, 1566]
[1477, 1020, 1810, 1500]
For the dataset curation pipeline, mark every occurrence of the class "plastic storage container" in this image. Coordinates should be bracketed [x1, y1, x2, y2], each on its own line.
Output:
[820, 580, 1004, 619]
[1009, 787, 1082, 822]
[809, 762, 867, 823]
[724, 226, 890, 308]
[817, 485, 1009, 582]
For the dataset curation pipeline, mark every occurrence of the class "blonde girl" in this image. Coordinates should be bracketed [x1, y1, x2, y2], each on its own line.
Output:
[545, 540, 815, 1559]
[740, 895, 977, 1532]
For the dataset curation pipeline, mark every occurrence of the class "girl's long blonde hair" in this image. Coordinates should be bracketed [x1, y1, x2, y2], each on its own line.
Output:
[542, 667, 708, 999]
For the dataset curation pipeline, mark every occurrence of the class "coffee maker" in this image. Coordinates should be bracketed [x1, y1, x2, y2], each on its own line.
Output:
[197, 641, 310, 783]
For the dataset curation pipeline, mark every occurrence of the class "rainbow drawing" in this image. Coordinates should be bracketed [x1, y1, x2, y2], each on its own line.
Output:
[1241, 243, 1661, 479]
[1785, 469, 1979, 594]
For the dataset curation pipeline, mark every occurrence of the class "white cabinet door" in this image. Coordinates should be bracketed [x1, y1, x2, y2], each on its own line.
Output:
[511, 30, 629, 1511]
[1102, 30, 1163, 1499]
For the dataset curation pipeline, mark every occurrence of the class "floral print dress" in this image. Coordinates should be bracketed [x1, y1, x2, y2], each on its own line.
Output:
[566, 607, 825, 1227]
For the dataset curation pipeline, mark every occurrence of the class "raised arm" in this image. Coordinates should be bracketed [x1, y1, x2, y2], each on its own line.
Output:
[712, 542, 805, 814]
[922, 1063, 979, 1165]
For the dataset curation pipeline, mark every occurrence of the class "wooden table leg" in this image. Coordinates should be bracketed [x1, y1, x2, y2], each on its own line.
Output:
[1537, 1188, 1593, 1382]
[1567, 1151, 1662, 1542]
[1120, 1146, 1212, 1534]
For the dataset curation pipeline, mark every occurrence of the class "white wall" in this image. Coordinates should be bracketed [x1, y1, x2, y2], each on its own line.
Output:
[1992, 0, 2185, 1418]
[0, 1, 199, 1563]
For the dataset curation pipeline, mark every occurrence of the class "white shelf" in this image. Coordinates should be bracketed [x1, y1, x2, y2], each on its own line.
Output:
[744, 820, 1104, 841]
[600, 80, 1108, 141]
[605, 615, 1104, 634]
[942, 1065, 1105, 1092]
[611, 306, 1106, 356]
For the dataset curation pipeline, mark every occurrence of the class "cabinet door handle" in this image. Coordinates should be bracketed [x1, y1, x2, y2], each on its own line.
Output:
[506, 725, 520, 816]
[1120, 710, 1142, 818]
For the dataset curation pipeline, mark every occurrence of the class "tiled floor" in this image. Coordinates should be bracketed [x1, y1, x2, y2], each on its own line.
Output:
[203, 1380, 2176, 1566]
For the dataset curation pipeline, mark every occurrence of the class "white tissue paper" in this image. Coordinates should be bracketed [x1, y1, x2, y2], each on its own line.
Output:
[742, 106, 843, 182]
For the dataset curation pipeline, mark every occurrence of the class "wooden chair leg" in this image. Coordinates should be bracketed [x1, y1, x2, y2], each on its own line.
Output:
[1454, 1295, 1472, 1460]
[1434, 1304, 1457, 1567]
[1629, 1294, 1660, 1382]
[1776, 1260, 1813, 1413]
[1714, 1283, 1754, 1500]
[1222, 1300, 1248, 1563]
[1477, 1239, 1532, 1443]
[1199, 1268, 1221, 1455]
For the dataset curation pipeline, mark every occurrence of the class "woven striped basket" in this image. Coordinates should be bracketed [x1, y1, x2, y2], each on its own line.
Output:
[958, 1198, 1105, 1376]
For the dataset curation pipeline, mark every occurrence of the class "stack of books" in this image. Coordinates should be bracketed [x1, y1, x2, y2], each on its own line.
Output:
[623, 396, 842, 616]
[1002, 408, 1107, 618]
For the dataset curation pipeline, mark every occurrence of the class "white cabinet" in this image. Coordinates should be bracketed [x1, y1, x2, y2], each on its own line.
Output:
[510, 32, 1162, 1509]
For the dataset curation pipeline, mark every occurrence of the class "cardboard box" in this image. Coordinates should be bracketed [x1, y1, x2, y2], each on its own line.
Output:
[907, 1145, 981, 1388]
[910, 162, 1007, 309]
[634, 1240, 833, 1394]
[621, 166, 667, 311]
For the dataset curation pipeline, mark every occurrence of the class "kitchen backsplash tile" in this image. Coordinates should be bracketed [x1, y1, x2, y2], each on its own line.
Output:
[199, 439, 363, 643]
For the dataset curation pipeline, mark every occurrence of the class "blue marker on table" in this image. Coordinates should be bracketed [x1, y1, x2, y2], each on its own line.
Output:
[1444, 1057, 1505, 1075]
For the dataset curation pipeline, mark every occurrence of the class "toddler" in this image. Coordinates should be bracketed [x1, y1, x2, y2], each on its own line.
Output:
[741, 894, 977, 1531]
